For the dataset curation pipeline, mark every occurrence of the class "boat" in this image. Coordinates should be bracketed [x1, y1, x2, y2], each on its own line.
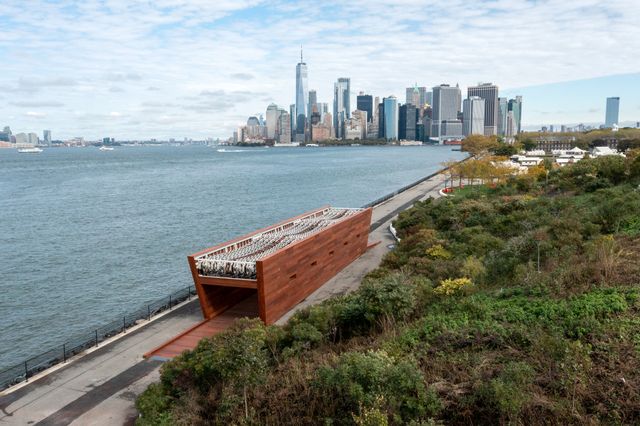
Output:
[305, 143, 320, 147]
[99, 146, 114, 151]
[17, 147, 43, 153]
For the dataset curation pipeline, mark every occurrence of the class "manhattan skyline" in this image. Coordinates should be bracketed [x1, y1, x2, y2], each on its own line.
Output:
[0, 0, 639, 139]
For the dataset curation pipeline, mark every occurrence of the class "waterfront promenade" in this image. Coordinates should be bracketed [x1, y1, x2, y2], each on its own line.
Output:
[0, 171, 447, 426]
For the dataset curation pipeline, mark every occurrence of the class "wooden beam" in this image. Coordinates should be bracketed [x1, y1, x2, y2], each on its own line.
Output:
[199, 276, 258, 289]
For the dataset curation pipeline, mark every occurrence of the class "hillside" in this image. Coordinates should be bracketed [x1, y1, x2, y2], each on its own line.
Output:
[137, 151, 640, 425]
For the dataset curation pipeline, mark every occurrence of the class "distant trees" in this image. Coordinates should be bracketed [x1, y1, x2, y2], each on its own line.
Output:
[461, 135, 500, 157]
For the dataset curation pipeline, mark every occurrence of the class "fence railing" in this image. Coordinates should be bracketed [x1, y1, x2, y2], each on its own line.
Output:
[0, 284, 196, 392]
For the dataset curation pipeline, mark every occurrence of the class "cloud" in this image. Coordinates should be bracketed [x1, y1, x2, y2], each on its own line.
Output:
[0, 0, 638, 138]
[105, 72, 142, 82]
[230, 72, 254, 80]
[11, 101, 63, 107]
[24, 111, 46, 118]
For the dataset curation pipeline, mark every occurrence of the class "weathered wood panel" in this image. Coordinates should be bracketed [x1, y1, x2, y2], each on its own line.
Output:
[256, 208, 372, 324]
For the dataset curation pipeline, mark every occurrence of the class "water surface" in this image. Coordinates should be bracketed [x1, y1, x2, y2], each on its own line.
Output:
[0, 145, 464, 369]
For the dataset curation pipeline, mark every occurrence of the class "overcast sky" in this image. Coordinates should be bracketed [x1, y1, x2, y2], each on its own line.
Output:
[1, 0, 639, 140]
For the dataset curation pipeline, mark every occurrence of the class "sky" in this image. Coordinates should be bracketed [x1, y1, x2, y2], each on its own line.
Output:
[0, 0, 639, 140]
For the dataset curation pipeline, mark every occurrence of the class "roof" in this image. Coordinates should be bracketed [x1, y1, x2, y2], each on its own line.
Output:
[195, 207, 364, 279]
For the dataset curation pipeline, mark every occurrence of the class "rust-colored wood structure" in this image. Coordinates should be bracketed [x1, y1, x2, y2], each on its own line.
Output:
[145, 206, 372, 360]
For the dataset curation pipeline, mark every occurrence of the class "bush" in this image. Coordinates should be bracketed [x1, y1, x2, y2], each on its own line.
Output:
[136, 383, 173, 426]
[434, 278, 473, 296]
[474, 361, 535, 420]
[316, 350, 440, 423]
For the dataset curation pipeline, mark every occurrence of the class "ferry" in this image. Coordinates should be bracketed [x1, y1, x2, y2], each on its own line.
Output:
[305, 143, 320, 147]
[17, 147, 43, 153]
[99, 146, 114, 151]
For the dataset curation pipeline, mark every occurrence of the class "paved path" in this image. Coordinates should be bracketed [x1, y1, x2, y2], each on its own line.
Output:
[0, 171, 447, 426]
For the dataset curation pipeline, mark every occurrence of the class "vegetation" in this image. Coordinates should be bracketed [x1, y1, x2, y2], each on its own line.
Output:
[137, 154, 640, 425]
[517, 128, 640, 151]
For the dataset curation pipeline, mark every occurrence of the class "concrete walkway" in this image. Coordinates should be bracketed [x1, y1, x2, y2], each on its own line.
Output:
[0, 171, 447, 426]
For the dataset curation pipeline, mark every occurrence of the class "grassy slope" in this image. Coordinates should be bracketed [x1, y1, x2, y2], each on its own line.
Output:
[137, 154, 640, 425]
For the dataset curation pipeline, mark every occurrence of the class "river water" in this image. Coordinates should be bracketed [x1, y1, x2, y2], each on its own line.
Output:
[0, 144, 464, 369]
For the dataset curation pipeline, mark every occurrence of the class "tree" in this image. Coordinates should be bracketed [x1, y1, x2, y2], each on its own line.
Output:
[461, 135, 500, 157]
[492, 143, 518, 156]
[521, 138, 537, 151]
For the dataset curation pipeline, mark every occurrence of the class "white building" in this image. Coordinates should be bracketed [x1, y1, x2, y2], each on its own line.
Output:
[591, 146, 625, 157]
[463, 96, 485, 136]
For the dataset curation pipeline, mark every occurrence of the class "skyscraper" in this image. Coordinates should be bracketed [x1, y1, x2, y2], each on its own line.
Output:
[431, 84, 462, 140]
[605, 97, 620, 128]
[463, 97, 485, 136]
[295, 48, 308, 136]
[333, 77, 350, 139]
[383, 96, 398, 140]
[308, 89, 317, 118]
[508, 96, 523, 135]
[43, 130, 51, 145]
[266, 103, 279, 139]
[377, 101, 385, 139]
[406, 84, 427, 107]
[277, 111, 291, 144]
[399, 103, 417, 140]
[467, 83, 499, 136]
[289, 104, 296, 136]
[497, 97, 508, 136]
[357, 93, 373, 123]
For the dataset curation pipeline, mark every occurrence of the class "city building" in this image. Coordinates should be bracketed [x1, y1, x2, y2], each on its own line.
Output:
[333, 78, 350, 139]
[277, 111, 291, 144]
[383, 96, 398, 140]
[351, 110, 368, 139]
[43, 130, 52, 145]
[508, 96, 523, 135]
[311, 112, 333, 141]
[377, 101, 385, 138]
[289, 104, 296, 137]
[425, 91, 433, 107]
[295, 49, 308, 137]
[398, 103, 417, 141]
[373, 96, 380, 122]
[28, 133, 39, 145]
[441, 120, 463, 139]
[463, 96, 485, 136]
[497, 97, 508, 136]
[431, 84, 462, 141]
[405, 84, 428, 107]
[246, 116, 266, 139]
[307, 89, 317, 119]
[467, 83, 499, 136]
[356, 93, 373, 123]
[366, 121, 379, 139]
[15, 133, 28, 144]
[605, 97, 620, 128]
[344, 118, 364, 140]
[266, 104, 279, 139]
[0, 126, 11, 142]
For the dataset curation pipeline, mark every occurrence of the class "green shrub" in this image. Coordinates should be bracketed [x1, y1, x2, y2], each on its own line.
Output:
[136, 382, 173, 426]
[475, 361, 535, 420]
[315, 350, 439, 423]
